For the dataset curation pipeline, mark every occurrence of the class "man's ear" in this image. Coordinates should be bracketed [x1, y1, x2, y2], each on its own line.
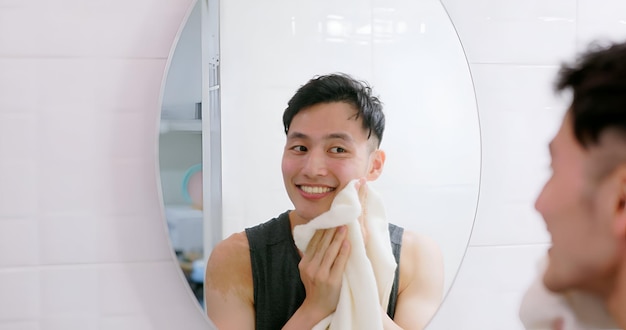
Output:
[613, 167, 626, 240]
[366, 149, 386, 181]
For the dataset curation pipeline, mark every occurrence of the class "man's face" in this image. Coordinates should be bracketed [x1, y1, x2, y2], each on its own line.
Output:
[281, 101, 383, 223]
[535, 113, 622, 293]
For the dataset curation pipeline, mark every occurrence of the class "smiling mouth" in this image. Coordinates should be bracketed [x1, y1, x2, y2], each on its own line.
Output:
[298, 185, 335, 194]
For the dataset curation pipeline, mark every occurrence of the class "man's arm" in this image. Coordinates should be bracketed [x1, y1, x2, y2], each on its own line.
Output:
[205, 226, 351, 330]
[388, 230, 445, 330]
[205, 232, 255, 330]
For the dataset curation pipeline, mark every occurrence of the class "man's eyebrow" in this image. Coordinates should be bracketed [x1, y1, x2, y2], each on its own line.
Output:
[325, 133, 354, 143]
[286, 132, 355, 143]
[286, 131, 308, 140]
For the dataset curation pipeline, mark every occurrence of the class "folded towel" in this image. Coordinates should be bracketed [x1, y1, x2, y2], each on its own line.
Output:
[519, 255, 618, 330]
[293, 179, 397, 330]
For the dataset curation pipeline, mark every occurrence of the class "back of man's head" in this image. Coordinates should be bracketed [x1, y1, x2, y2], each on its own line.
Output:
[282, 73, 385, 147]
[556, 41, 626, 149]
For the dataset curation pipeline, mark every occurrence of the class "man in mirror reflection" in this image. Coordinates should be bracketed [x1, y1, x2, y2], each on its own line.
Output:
[204, 73, 444, 329]
[520, 41, 626, 329]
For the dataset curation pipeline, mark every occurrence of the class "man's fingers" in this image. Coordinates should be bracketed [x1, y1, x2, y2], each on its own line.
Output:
[304, 229, 324, 260]
[319, 226, 347, 270]
[357, 178, 368, 202]
[306, 228, 336, 264]
[357, 178, 369, 244]
[552, 318, 564, 330]
[330, 238, 350, 281]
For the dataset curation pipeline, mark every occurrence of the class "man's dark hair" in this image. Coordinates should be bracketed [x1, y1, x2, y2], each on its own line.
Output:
[283, 73, 385, 147]
[556, 40, 626, 148]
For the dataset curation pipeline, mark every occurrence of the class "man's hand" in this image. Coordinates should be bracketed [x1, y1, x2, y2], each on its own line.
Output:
[355, 177, 369, 246]
[294, 226, 351, 325]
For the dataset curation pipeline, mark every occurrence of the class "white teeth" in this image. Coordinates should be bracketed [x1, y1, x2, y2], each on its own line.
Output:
[300, 185, 332, 194]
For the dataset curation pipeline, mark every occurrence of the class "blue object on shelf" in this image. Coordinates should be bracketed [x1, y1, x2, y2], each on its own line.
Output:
[181, 163, 202, 204]
[190, 259, 206, 283]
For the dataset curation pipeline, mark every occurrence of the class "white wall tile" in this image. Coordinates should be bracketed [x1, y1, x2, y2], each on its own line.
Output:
[577, 0, 626, 50]
[441, 0, 576, 64]
[35, 60, 98, 110]
[34, 59, 166, 115]
[38, 160, 99, 216]
[0, 113, 37, 159]
[0, 270, 40, 321]
[94, 112, 148, 159]
[40, 317, 97, 330]
[469, 64, 567, 246]
[39, 113, 98, 162]
[98, 262, 212, 329]
[96, 159, 161, 216]
[91, 59, 167, 113]
[40, 267, 98, 317]
[428, 244, 548, 329]
[0, 1, 193, 58]
[0, 0, 208, 329]
[0, 159, 37, 218]
[0, 7, 42, 56]
[96, 215, 173, 263]
[38, 215, 97, 264]
[0, 219, 38, 267]
[0, 59, 38, 112]
[0, 322, 39, 330]
[99, 316, 153, 330]
[98, 264, 144, 316]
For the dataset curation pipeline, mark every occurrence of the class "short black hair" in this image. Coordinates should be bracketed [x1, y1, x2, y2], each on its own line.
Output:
[556, 40, 626, 148]
[282, 73, 385, 147]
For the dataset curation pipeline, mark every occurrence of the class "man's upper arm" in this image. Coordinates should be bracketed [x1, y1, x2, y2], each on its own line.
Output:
[205, 233, 255, 330]
[392, 231, 444, 330]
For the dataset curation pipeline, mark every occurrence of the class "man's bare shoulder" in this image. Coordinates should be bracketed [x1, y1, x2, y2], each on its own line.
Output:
[205, 232, 256, 328]
[401, 230, 442, 261]
[205, 231, 253, 300]
[393, 229, 444, 329]
[398, 229, 443, 290]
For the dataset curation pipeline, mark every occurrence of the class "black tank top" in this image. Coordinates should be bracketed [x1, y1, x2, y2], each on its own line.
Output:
[245, 210, 404, 330]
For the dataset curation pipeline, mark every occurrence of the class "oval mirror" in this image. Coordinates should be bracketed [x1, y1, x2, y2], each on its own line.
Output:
[159, 0, 480, 326]
[159, 0, 205, 306]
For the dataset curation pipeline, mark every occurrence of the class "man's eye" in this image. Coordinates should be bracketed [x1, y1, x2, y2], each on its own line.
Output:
[329, 147, 346, 153]
[292, 145, 307, 152]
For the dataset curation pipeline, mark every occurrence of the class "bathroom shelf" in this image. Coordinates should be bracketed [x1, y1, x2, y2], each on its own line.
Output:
[160, 119, 202, 133]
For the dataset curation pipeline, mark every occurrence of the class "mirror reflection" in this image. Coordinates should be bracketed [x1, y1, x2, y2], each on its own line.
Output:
[159, 0, 480, 328]
[159, 0, 205, 306]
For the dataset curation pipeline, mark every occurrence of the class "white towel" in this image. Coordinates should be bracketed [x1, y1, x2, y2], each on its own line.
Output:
[293, 179, 397, 330]
[519, 255, 618, 330]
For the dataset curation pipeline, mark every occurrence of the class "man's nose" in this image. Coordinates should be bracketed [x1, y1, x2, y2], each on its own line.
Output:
[302, 149, 328, 177]
[534, 185, 547, 216]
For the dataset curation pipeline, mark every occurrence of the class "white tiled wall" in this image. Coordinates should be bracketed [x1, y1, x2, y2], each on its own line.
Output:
[429, 0, 626, 329]
[1, 0, 626, 330]
[0, 0, 212, 329]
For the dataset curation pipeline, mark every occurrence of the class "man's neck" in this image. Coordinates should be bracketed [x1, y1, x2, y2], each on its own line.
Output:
[288, 211, 311, 233]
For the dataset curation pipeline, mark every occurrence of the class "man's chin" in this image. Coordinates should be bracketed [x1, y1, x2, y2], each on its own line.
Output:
[292, 209, 324, 223]
[542, 268, 572, 294]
